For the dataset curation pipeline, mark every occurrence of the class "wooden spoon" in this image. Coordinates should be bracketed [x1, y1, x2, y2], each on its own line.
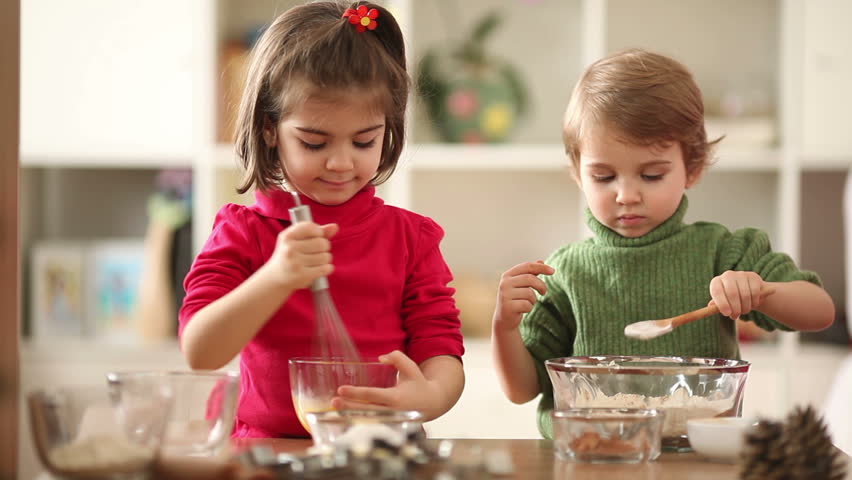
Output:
[624, 286, 776, 341]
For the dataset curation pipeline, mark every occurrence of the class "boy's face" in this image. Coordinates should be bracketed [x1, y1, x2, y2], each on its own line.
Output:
[266, 92, 385, 206]
[575, 128, 699, 238]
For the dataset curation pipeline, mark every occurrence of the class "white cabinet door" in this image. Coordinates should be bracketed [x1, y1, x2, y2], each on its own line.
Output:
[801, 0, 852, 160]
[21, 0, 197, 161]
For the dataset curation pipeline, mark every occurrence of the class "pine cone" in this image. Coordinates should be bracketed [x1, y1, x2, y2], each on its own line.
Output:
[782, 405, 846, 480]
[740, 419, 789, 480]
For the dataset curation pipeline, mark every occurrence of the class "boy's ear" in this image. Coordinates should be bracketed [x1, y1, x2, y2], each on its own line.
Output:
[569, 165, 583, 190]
[685, 166, 704, 188]
[262, 117, 277, 147]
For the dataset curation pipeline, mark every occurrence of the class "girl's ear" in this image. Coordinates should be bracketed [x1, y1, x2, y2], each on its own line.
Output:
[262, 117, 277, 147]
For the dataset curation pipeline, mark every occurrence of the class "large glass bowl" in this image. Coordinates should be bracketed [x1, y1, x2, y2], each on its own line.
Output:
[107, 370, 240, 458]
[28, 382, 173, 480]
[545, 356, 750, 451]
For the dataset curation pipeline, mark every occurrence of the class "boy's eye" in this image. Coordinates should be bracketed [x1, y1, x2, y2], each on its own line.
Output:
[300, 140, 325, 151]
[354, 138, 377, 149]
[642, 174, 664, 181]
[592, 175, 614, 182]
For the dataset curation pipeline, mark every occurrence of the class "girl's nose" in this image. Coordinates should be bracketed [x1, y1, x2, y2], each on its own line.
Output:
[616, 181, 641, 204]
[325, 148, 354, 171]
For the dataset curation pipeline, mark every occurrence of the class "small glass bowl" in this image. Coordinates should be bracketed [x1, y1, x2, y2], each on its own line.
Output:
[305, 410, 423, 452]
[552, 408, 664, 464]
[289, 358, 398, 434]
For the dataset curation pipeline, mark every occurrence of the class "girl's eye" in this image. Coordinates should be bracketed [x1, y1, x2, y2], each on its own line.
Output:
[592, 175, 614, 183]
[642, 174, 664, 181]
[353, 139, 377, 149]
[300, 140, 325, 151]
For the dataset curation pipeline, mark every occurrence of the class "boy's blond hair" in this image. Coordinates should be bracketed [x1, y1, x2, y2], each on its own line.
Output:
[563, 48, 720, 177]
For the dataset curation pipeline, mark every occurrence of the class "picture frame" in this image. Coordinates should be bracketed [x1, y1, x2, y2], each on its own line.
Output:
[30, 242, 88, 339]
[86, 239, 146, 342]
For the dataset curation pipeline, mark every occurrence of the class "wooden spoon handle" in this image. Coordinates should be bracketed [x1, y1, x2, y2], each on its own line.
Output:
[670, 304, 719, 328]
[670, 285, 777, 328]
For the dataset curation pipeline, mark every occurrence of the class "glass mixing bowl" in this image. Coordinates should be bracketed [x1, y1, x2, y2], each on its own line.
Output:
[28, 382, 173, 480]
[289, 357, 398, 433]
[552, 407, 664, 463]
[107, 370, 239, 458]
[545, 356, 750, 451]
[305, 409, 424, 451]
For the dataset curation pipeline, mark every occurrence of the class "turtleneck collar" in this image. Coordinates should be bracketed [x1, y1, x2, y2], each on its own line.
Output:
[587, 196, 689, 247]
[250, 185, 381, 234]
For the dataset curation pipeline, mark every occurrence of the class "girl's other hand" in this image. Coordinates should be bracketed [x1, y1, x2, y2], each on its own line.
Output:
[709, 270, 766, 320]
[493, 261, 555, 333]
[265, 222, 338, 290]
[331, 351, 444, 420]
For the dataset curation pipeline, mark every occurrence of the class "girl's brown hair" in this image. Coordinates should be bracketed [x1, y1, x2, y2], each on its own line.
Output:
[563, 48, 721, 177]
[234, 1, 409, 194]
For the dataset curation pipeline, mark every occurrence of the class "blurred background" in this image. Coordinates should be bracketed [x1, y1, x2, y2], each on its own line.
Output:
[16, 0, 852, 477]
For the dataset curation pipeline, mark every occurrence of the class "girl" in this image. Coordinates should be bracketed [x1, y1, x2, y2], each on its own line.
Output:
[491, 49, 835, 439]
[179, 1, 465, 438]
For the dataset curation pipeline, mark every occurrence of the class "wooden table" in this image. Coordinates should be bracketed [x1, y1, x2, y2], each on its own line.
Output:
[229, 438, 852, 480]
[38, 438, 850, 479]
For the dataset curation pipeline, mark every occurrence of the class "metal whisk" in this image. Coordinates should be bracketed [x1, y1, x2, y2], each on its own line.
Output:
[287, 191, 363, 366]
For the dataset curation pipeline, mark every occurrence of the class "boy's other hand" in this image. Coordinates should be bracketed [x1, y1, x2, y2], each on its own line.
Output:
[493, 260, 556, 332]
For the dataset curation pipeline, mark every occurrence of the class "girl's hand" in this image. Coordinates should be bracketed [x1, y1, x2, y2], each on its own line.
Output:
[493, 261, 555, 333]
[264, 222, 338, 290]
[331, 351, 445, 420]
[709, 270, 767, 320]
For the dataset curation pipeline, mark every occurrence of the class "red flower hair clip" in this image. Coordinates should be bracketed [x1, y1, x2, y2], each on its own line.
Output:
[342, 5, 379, 32]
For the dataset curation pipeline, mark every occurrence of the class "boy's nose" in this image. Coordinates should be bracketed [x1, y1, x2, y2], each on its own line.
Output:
[616, 182, 641, 204]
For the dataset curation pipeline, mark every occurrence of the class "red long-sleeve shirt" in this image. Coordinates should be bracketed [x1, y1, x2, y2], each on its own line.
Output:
[179, 186, 464, 437]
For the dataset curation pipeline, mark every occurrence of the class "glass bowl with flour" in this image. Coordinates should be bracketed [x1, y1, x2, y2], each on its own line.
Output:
[545, 356, 750, 451]
[28, 381, 173, 479]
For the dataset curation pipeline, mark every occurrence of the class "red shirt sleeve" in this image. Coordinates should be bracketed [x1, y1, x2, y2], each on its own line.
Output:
[178, 205, 260, 339]
[401, 217, 465, 363]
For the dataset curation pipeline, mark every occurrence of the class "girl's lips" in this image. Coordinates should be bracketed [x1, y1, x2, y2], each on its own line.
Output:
[320, 179, 351, 188]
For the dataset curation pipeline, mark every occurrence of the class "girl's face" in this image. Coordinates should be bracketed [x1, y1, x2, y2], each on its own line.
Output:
[575, 128, 700, 238]
[270, 93, 385, 206]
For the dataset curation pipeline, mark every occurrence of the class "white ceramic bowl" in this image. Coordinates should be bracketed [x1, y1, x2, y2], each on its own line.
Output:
[686, 416, 759, 462]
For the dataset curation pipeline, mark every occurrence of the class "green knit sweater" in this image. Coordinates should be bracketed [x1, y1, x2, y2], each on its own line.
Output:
[521, 196, 822, 439]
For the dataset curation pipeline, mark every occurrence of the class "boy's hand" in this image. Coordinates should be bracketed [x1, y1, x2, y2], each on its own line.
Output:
[264, 222, 338, 290]
[709, 270, 767, 320]
[493, 261, 555, 332]
[331, 351, 444, 420]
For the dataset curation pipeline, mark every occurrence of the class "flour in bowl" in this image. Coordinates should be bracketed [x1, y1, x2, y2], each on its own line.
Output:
[570, 388, 733, 437]
[49, 434, 155, 472]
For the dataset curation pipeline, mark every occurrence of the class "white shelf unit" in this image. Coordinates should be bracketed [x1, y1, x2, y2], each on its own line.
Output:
[199, 0, 850, 379]
[17, 0, 852, 477]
